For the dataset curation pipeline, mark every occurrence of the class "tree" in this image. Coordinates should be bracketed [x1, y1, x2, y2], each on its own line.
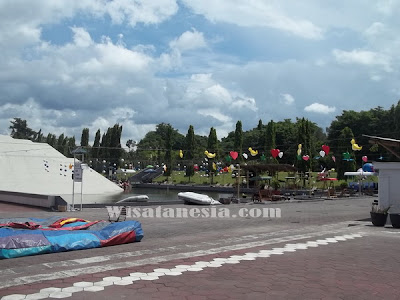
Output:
[257, 119, 263, 130]
[207, 127, 218, 184]
[92, 129, 101, 165]
[56, 133, 65, 154]
[109, 124, 123, 165]
[275, 119, 297, 165]
[67, 137, 76, 157]
[80, 128, 89, 147]
[99, 133, 109, 161]
[36, 129, 43, 143]
[296, 118, 313, 174]
[164, 125, 173, 176]
[185, 125, 195, 160]
[207, 127, 218, 153]
[264, 120, 277, 163]
[336, 127, 356, 180]
[234, 121, 243, 157]
[46, 133, 57, 148]
[185, 125, 195, 179]
[9, 118, 36, 140]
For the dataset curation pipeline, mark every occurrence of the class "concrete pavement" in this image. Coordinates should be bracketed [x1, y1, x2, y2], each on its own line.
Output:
[1, 197, 400, 299]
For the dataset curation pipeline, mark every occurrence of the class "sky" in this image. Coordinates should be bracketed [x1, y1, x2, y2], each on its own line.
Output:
[1, 0, 399, 147]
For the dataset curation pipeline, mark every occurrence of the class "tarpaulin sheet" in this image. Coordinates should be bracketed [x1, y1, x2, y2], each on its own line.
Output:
[0, 217, 143, 259]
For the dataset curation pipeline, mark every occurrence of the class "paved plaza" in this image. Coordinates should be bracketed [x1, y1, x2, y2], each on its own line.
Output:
[1, 197, 400, 300]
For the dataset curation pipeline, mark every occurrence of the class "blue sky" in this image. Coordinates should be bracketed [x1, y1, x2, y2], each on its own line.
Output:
[1, 0, 399, 146]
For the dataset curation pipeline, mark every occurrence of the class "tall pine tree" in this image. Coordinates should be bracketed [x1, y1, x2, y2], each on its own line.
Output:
[185, 125, 195, 179]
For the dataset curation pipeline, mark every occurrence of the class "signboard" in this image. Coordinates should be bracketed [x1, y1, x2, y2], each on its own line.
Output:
[74, 163, 83, 182]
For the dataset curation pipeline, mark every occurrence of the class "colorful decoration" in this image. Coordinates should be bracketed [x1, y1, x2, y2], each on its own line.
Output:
[248, 147, 258, 156]
[342, 152, 353, 161]
[319, 150, 326, 157]
[225, 155, 232, 162]
[297, 144, 302, 160]
[230, 151, 238, 160]
[243, 153, 248, 159]
[260, 154, 266, 161]
[212, 162, 217, 170]
[278, 152, 284, 158]
[270, 149, 280, 158]
[362, 156, 368, 162]
[351, 139, 362, 151]
[332, 156, 336, 163]
[205, 150, 216, 158]
[302, 155, 310, 161]
[362, 163, 374, 172]
[322, 145, 330, 155]
[297, 144, 302, 156]
[179, 150, 183, 158]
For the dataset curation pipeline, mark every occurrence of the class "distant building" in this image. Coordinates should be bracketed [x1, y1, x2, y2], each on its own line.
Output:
[0, 135, 123, 208]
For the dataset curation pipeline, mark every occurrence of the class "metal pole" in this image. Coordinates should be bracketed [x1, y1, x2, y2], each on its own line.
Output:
[72, 155, 75, 211]
[237, 164, 240, 203]
[80, 153, 84, 211]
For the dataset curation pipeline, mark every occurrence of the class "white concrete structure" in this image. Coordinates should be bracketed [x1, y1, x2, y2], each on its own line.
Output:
[374, 162, 400, 213]
[0, 135, 123, 206]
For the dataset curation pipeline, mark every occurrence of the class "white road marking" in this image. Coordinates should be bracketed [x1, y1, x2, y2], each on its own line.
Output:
[0, 224, 367, 289]
[1, 233, 364, 300]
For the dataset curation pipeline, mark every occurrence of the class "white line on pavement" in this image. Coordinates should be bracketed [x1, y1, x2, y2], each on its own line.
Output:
[0, 224, 367, 289]
[1, 233, 365, 300]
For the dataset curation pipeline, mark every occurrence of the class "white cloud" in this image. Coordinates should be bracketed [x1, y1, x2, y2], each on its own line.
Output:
[332, 49, 392, 72]
[181, 0, 323, 39]
[280, 93, 295, 105]
[103, 0, 178, 26]
[1, 0, 400, 144]
[304, 103, 336, 114]
[364, 22, 385, 38]
[231, 97, 257, 112]
[169, 29, 207, 52]
[71, 27, 93, 47]
[370, 74, 382, 81]
[198, 109, 231, 123]
[376, 0, 397, 15]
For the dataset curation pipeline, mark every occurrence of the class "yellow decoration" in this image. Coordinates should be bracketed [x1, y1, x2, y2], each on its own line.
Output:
[248, 147, 258, 156]
[59, 218, 87, 226]
[297, 144, 302, 156]
[212, 162, 217, 170]
[350, 138, 362, 151]
[179, 150, 183, 158]
[205, 150, 216, 158]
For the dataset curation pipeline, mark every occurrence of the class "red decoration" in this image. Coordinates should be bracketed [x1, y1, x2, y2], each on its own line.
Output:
[230, 151, 238, 160]
[302, 155, 310, 161]
[270, 149, 280, 158]
[322, 145, 330, 155]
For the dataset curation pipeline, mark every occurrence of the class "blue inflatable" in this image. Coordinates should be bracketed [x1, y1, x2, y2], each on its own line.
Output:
[0, 217, 143, 259]
[362, 163, 374, 172]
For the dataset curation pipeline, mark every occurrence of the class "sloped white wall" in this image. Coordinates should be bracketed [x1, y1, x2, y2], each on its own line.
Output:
[0, 135, 123, 204]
